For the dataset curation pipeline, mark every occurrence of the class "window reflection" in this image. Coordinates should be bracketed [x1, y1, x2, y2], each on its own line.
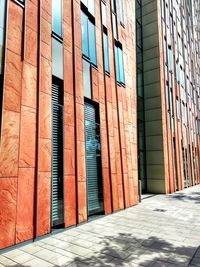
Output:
[52, 0, 62, 37]
[103, 32, 109, 73]
[83, 59, 91, 98]
[81, 11, 89, 58]
[0, 0, 6, 74]
[88, 21, 97, 65]
[52, 38, 63, 80]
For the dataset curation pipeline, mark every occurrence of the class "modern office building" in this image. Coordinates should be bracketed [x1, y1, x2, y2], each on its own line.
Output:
[0, 0, 199, 250]
[137, 0, 200, 194]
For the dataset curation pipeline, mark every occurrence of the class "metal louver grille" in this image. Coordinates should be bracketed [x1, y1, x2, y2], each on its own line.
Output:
[84, 103, 104, 216]
[52, 82, 64, 227]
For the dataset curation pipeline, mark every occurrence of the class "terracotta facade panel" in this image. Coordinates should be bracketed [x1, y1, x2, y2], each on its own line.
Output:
[0, 178, 17, 249]
[0, 111, 20, 177]
[19, 106, 36, 168]
[16, 168, 35, 243]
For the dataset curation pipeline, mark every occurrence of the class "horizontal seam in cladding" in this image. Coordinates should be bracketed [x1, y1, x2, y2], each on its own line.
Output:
[143, 67, 160, 74]
[143, 80, 161, 86]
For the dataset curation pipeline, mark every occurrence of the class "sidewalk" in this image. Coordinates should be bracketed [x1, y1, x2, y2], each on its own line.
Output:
[0, 185, 200, 267]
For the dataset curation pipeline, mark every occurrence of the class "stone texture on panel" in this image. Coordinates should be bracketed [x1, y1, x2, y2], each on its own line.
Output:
[6, 1, 23, 56]
[19, 106, 36, 168]
[25, 26, 38, 67]
[39, 92, 52, 139]
[77, 181, 87, 223]
[4, 50, 22, 113]
[0, 178, 17, 249]
[64, 175, 76, 227]
[26, 0, 38, 32]
[37, 172, 51, 237]
[41, 56, 51, 95]
[38, 138, 51, 172]
[21, 63, 37, 109]
[0, 111, 20, 177]
[16, 168, 35, 243]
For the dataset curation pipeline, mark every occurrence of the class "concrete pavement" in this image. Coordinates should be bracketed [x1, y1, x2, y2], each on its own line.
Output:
[0, 185, 200, 266]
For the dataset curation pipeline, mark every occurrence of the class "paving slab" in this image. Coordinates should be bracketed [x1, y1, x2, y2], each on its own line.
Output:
[0, 185, 200, 266]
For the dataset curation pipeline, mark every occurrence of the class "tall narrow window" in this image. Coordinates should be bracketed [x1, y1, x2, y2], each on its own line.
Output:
[111, 0, 116, 13]
[88, 20, 97, 65]
[84, 102, 104, 216]
[82, 59, 91, 98]
[81, 10, 97, 66]
[81, 3, 97, 99]
[103, 32, 110, 73]
[119, 0, 124, 25]
[101, 1, 109, 74]
[111, 0, 118, 40]
[52, 38, 63, 80]
[101, 1, 107, 27]
[81, 11, 89, 58]
[114, 43, 125, 85]
[52, 0, 62, 37]
[51, 0, 64, 228]
[0, 0, 6, 131]
[81, 0, 95, 16]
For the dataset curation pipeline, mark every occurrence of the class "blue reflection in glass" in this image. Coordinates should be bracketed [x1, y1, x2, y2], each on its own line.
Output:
[52, 0, 62, 37]
[0, 0, 6, 74]
[118, 48, 125, 84]
[88, 0, 95, 16]
[81, 11, 89, 57]
[119, 0, 124, 24]
[52, 38, 63, 80]
[115, 46, 120, 82]
[88, 20, 97, 65]
[103, 32, 109, 73]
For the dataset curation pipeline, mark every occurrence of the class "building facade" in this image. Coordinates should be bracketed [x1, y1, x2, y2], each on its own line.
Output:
[0, 0, 199, 251]
[139, 0, 200, 193]
[0, 0, 138, 250]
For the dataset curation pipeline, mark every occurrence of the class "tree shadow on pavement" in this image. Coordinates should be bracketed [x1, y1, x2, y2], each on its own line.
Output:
[67, 233, 198, 267]
[167, 191, 200, 204]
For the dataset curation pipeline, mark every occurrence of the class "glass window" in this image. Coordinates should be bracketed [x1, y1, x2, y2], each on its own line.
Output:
[103, 32, 109, 73]
[81, 11, 97, 66]
[119, 0, 124, 24]
[136, 21, 142, 48]
[52, 38, 63, 80]
[101, 1, 107, 27]
[111, 0, 116, 13]
[137, 69, 143, 97]
[0, 0, 6, 75]
[88, 20, 97, 65]
[114, 45, 120, 82]
[176, 98, 180, 120]
[88, 0, 95, 16]
[115, 45, 125, 84]
[52, 0, 62, 37]
[118, 47, 125, 84]
[81, 0, 87, 7]
[81, 0, 95, 16]
[168, 46, 173, 71]
[81, 11, 89, 58]
[83, 59, 92, 98]
[112, 13, 118, 40]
